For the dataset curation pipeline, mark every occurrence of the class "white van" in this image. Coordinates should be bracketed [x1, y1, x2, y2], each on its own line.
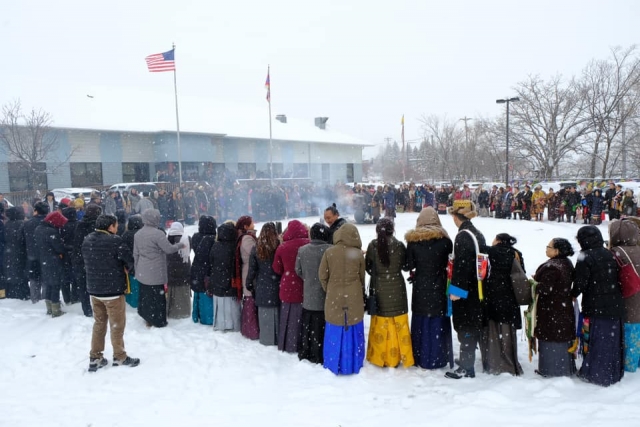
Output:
[108, 182, 159, 195]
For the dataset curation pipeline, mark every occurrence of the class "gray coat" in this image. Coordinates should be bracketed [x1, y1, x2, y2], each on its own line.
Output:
[133, 209, 180, 285]
[295, 240, 331, 311]
[104, 196, 117, 215]
[136, 197, 155, 214]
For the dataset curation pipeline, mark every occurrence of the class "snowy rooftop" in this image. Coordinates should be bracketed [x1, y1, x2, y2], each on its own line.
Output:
[30, 89, 370, 146]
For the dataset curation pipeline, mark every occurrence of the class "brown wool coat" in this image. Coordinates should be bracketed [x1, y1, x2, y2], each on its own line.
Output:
[319, 223, 366, 327]
[609, 219, 640, 323]
[533, 257, 576, 342]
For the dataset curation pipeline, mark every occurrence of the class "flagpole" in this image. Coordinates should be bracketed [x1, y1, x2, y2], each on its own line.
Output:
[173, 42, 183, 186]
[401, 114, 406, 182]
[267, 65, 273, 184]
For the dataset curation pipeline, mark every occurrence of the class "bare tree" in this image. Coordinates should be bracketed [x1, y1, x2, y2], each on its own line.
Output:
[0, 100, 73, 191]
[580, 45, 640, 178]
[509, 75, 590, 179]
[418, 115, 464, 182]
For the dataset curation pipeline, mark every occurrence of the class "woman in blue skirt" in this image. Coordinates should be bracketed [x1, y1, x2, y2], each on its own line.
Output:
[405, 207, 454, 369]
[319, 223, 366, 375]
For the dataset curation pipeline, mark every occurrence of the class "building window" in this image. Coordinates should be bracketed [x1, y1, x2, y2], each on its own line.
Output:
[71, 163, 103, 187]
[237, 163, 256, 179]
[8, 162, 47, 191]
[293, 163, 309, 178]
[347, 163, 354, 183]
[122, 163, 150, 183]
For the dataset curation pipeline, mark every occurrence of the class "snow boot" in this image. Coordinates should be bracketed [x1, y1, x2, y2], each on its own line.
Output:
[51, 303, 66, 318]
[88, 357, 109, 373]
[45, 300, 53, 316]
[445, 367, 475, 379]
[113, 356, 140, 367]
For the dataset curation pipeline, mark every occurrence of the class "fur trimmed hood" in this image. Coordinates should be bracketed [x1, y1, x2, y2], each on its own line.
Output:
[405, 226, 450, 243]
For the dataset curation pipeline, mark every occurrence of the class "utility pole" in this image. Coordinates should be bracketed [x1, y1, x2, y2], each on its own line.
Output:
[459, 116, 473, 179]
[621, 98, 627, 178]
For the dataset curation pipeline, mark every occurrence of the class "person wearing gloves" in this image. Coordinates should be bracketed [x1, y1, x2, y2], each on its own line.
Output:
[166, 222, 192, 319]
[134, 209, 184, 328]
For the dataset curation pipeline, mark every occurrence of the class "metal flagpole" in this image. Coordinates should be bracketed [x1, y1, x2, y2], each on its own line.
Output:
[267, 65, 273, 184]
[173, 42, 183, 185]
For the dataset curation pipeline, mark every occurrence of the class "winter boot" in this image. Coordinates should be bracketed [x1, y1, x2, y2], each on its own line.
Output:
[113, 356, 140, 367]
[51, 303, 66, 318]
[88, 357, 109, 373]
[445, 366, 475, 379]
[45, 300, 53, 316]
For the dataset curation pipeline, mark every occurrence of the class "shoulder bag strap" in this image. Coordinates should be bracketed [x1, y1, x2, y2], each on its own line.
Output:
[616, 247, 640, 277]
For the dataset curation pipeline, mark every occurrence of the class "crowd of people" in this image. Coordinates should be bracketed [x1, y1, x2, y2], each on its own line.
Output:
[1, 186, 637, 385]
[349, 181, 638, 226]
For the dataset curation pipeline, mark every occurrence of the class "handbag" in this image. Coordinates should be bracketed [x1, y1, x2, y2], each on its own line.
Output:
[510, 252, 532, 305]
[613, 247, 640, 298]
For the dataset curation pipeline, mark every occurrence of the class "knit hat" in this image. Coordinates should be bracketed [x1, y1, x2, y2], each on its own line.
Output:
[168, 221, 184, 236]
[60, 198, 72, 207]
[74, 198, 85, 208]
[44, 211, 68, 229]
[447, 199, 477, 219]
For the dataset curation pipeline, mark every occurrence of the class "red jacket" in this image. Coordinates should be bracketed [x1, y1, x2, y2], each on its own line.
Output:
[272, 220, 310, 303]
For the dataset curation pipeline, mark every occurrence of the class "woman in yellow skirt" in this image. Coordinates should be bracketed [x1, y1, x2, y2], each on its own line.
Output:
[365, 218, 414, 368]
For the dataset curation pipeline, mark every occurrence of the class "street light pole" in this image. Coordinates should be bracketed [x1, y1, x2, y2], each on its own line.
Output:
[496, 97, 519, 186]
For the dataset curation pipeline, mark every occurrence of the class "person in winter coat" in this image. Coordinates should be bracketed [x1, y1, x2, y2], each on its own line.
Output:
[72, 204, 102, 317]
[121, 215, 143, 308]
[134, 209, 183, 328]
[483, 233, 524, 376]
[405, 207, 454, 370]
[60, 206, 79, 305]
[272, 219, 310, 353]
[208, 221, 241, 331]
[521, 185, 533, 220]
[115, 210, 126, 236]
[531, 185, 546, 221]
[3, 207, 29, 300]
[324, 204, 346, 244]
[82, 214, 139, 371]
[247, 222, 282, 346]
[319, 223, 366, 375]
[35, 211, 68, 317]
[104, 191, 117, 216]
[546, 188, 558, 222]
[565, 186, 582, 224]
[609, 219, 640, 373]
[190, 215, 217, 325]
[365, 218, 413, 368]
[45, 192, 58, 215]
[135, 192, 155, 215]
[166, 222, 191, 319]
[590, 189, 605, 225]
[477, 187, 490, 217]
[572, 225, 624, 386]
[445, 200, 487, 380]
[621, 189, 637, 218]
[183, 190, 198, 225]
[533, 237, 577, 377]
[24, 201, 49, 303]
[295, 223, 331, 363]
[235, 216, 259, 339]
[382, 186, 396, 218]
[371, 186, 384, 224]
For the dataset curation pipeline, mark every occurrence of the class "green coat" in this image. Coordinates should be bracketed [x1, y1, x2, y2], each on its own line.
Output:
[365, 236, 409, 318]
[319, 224, 366, 327]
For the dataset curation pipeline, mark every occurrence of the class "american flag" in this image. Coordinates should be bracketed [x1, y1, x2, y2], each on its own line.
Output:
[145, 49, 175, 72]
[265, 67, 270, 102]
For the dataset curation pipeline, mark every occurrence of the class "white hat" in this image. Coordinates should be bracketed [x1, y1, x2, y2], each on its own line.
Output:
[168, 222, 184, 236]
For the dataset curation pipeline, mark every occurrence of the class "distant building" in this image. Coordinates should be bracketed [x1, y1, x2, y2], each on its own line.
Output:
[0, 107, 368, 191]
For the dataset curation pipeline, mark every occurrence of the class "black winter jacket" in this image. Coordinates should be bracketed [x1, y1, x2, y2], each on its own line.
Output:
[3, 210, 27, 291]
[72, 214, 99, 268]
[23, 215, 45, 261]
[405, 227, 453, 317]
[190, 216, 217, 293]
[450, 220, 487, 331]
[484, 245, 522, 329]
[247, 246, 281, 307]
[534, 257, 576, 342]
[35, 222, 66, 291]
[208, 222, 237, 297]
[82, 230, 134, 297]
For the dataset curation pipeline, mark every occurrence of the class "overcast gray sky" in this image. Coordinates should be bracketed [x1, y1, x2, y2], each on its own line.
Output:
[2, 0, 638, 158]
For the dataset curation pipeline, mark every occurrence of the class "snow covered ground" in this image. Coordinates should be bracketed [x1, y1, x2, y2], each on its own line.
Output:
[2, 212, 640, 427]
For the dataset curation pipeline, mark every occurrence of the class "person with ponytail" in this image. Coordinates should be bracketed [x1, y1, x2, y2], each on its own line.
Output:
[364, 218, 414, 368]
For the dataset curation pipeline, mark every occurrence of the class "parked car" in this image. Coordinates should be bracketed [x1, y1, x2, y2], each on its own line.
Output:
[51, 187, 98, 203]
